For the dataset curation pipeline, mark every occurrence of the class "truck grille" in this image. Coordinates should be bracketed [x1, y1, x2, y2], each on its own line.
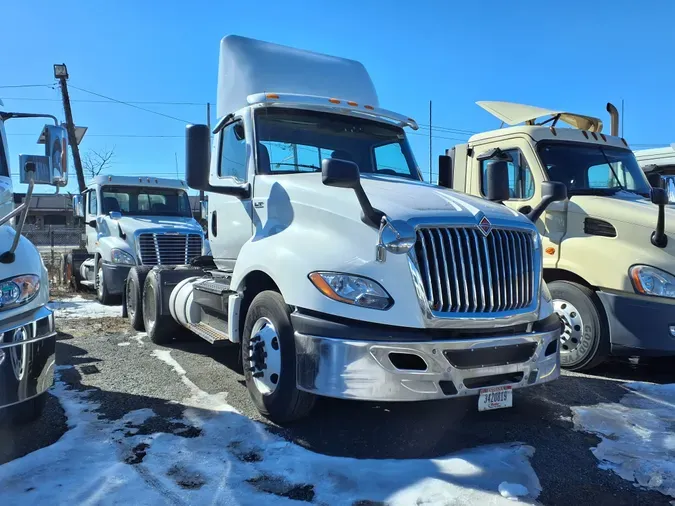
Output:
[413, 226, 536, 314]
[138, 233, 202, 266]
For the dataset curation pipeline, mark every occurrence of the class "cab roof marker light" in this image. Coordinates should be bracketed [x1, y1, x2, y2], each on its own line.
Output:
[266, 93, 279, 99]
[364, 105, 374, 110]
[329, 98, 341, 104]
[600, 133, 607, 141]
[582, 131, 589, 139]
[591, 132, 598, 140]
[347, 101, 358, 106]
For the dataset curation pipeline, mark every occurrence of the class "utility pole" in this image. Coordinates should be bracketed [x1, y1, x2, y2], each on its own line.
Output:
[429, 100, 432, 183]
[54, 64, 86, 193]
[201, 102, 210, 202]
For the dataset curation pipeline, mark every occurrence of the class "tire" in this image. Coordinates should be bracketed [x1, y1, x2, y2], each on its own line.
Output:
[95, 257, 115, 305]
[241, 291, 316, 423]
[8, 393, 47, 424]
[65, 253, 81, 291]
[142, 270, 181, 344]
[126, 266, 153, 331]
[549, 280, 609, 371]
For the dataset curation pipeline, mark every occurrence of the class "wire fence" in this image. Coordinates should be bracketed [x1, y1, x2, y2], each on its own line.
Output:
[20, 226, 84, 283]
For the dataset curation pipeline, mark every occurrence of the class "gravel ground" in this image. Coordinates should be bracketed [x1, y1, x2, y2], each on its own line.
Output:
[2, 304, 673, 505]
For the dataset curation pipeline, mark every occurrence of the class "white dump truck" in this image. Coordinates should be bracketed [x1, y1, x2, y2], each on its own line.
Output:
[64, 175, 205, 305]
[1, 102, 68, 422]
[128, 36, 561, 422]
[442, 101, 675, 371]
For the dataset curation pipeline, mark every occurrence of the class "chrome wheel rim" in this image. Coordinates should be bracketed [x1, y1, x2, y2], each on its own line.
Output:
[248, 317, 281, 395]
[96, 267, 104, 299]
[553, 298, 585, 354]
[10, 326, 28, 381]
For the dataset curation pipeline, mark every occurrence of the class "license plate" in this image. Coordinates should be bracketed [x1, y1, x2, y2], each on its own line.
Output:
[478, 386, 513, 411]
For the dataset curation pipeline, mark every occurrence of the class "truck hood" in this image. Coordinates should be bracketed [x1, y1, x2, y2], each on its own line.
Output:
[568, 191, 675, 232]
[273, 173, 533, 229]
[106, 215, 203, 236]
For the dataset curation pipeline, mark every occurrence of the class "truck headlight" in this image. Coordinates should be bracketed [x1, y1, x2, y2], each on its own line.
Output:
[308, 272, 393, 310]
[0, 275, 40, 310]
[630, 265, 675, 298]
[111, 248, 135, 265]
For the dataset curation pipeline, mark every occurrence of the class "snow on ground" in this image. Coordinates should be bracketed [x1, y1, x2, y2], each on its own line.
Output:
[0, 352, 543, 506]
[49, 296, 122, 319]
[572, 382, 675, 498]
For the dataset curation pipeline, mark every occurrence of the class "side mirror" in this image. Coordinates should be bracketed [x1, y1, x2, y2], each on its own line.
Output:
[650, 187, 668, 248]
[19, 155, 51, 185]
[647, 172, 663, 188]
[45, 125, 68, 187]
[485, 160, 510, 202]
[322, 157, 383, 228]
[72, 195, 84, 218]
[87, 219, 97, 228]
[185, 124, 211, 191]
[200, 200, 208, 220]
[321, 157, 360, 189]
[438, 155, 453, 189]
[527, 181, 568, 223]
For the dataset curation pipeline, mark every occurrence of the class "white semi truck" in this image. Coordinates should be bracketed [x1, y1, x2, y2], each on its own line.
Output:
[64, 176, 205, 305]
[0, 102, 68, 422]
[129, 36, 562, 422]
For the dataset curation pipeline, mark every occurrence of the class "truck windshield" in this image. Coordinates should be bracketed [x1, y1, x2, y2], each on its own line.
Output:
[538, 142, 652, 197]
[101, 186, 192, 217]
[254, 108, 421, 180]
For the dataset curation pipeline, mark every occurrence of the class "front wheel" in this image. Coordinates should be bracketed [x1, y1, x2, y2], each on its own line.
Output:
[95, 259, 115, 305]
[242, 291, 316, 423]
[549, 280, 609, 371]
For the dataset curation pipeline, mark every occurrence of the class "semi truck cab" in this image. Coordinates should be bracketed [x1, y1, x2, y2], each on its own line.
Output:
[443, 101, 675, 370]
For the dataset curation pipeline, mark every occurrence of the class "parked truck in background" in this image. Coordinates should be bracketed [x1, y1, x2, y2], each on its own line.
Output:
[634, 145, 675, 202]
[0, 101, 68, 422]
[63, 176, 205, 305]
[441, 101, 675, 371]
[128, 36, 562, 423]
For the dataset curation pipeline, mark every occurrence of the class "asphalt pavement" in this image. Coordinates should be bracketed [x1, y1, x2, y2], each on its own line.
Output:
[1, 313, 672, 505]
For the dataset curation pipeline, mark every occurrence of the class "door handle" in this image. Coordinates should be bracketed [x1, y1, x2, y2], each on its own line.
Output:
[211, 210, 217, 237]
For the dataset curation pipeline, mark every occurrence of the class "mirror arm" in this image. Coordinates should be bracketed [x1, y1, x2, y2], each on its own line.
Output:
[651, 203, 668, 248]
[353, 186, 384, 228]
[527, 196, 554, 223]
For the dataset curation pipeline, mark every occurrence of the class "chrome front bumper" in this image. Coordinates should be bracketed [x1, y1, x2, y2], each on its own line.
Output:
[294, 326, 560, 401]
[0, 305, 56, 409]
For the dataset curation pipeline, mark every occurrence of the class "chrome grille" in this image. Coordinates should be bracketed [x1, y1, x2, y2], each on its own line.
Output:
[138, 233, 202, 266]
[414, 226, 536, 314]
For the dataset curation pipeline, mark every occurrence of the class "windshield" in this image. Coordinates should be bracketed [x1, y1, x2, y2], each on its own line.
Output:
[538, 142, 652, 197]
[254, 108, 421, 180]
[101, 185, 192, 217]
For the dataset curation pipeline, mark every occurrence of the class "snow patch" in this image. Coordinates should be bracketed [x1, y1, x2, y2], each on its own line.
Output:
[128, 332, 146, 346]
[117, 342, 130, 347]
[499, 482, 530, 500]
[0, 353, 543, 505]
[572, 382, 675, 498]
[49, 296, 122, 319]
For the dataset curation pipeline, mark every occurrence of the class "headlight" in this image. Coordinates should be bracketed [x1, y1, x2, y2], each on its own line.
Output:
[111, 249, 135, 265]
[630, 265, 675, 298]
[308, 272, 393, 310]
[0, 275, 41, 310]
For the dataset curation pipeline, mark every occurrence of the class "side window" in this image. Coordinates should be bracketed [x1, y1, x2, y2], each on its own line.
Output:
[88, 190, 97, 215]
[218, 121, 247, 181]
[374, 143, 409, 176]
[481, 149, 534, 200]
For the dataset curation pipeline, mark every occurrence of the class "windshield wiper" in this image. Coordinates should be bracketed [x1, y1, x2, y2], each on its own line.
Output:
[272, 163, 321, 171]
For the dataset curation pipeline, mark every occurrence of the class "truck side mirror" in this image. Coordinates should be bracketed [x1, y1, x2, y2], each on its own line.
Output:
[650, 187, 668, 248]
[185, 124, 211, 191]
[322, 157, 383, 228]
[45, 125, 68, 187]
[72, 194, 84, 218]
[485, 160, 510, 202]
[438, 155, 453, 188]
[527, 181, 567, 223]
[647, 172, 663, 188]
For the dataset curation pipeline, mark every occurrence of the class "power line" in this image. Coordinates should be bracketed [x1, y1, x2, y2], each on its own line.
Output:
[68, 84, 193, 124]
[7, 133, 183, 138]
[0, 84, 55, 89]
[1, 96, 205, 106]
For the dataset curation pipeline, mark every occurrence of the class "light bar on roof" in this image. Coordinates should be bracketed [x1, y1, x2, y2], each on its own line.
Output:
[246, 92, 419, 130]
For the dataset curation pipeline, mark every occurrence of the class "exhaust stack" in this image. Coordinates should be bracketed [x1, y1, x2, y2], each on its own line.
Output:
[606, 103, 619, 137]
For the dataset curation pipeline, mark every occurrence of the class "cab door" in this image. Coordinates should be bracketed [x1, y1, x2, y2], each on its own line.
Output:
[469, 138, 566, 268]
[85, 188, 99, 253]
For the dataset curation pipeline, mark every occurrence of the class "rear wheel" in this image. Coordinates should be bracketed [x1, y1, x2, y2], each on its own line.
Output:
[242, 291, 316, 423]
[126, 267, 153, 331]
[142, 270, 181, 344]
[549, 280, 609, 371]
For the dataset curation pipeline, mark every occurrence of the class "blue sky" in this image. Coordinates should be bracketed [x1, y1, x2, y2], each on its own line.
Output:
[2, 0, 673, 194]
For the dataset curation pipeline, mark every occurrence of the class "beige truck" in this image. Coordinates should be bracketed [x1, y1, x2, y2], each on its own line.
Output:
[439, 101, 674, 371]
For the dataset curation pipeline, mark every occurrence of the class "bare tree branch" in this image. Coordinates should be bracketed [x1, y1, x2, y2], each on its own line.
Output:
[82, 146, 116, 179]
